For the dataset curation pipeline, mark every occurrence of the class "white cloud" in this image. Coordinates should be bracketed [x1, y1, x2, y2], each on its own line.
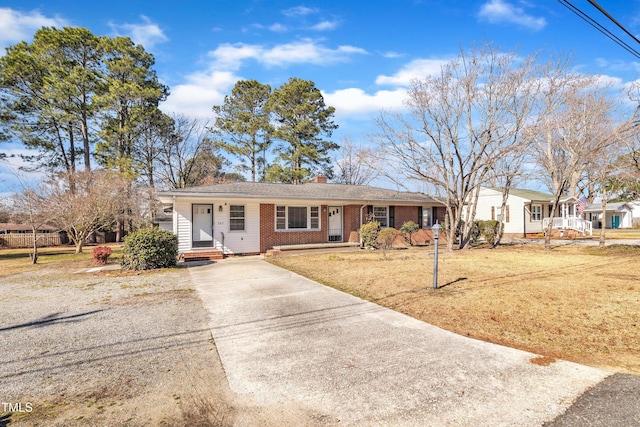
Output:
[0, 8, 67, 52]
[269, 23, 288, 32]
[323, 87, 407, 115]
[381, 51, 404, 59]
[310, 20, 339, 31]
[478, 0, 546, 31]
[160, 70, 240, 118]
[282, 6, 319, 17]
[209, 40, 367, 69]
[376, 58, 451, 87]
[109, 15, 168, 49]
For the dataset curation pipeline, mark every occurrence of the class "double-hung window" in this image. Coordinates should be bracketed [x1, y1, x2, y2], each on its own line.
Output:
[229, 205, 245, 231]
[531, 204, 542, 221]
[373, 206, 388, 227]
[275, 206, 320, 230]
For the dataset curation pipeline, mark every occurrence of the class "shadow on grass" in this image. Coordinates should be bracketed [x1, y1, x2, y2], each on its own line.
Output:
[436, 277, 468, 289]
[0, 413, 11, 427]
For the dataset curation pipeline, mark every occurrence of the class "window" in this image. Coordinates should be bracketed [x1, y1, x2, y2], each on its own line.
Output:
[422, 207, 433, 228]
[310, 206, 319, 229]
[531, 205, 542, 221]
[275, 205, 320, 230]
[288, 207, 307, 229]
[276, 206, 286, 230]
[373, 206, 388, 227]
[229, 205, 245, 231]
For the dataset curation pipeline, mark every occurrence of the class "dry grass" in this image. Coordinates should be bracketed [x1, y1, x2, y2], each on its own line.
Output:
[0, 244, 124, 277]
[269, 244, 640, 375]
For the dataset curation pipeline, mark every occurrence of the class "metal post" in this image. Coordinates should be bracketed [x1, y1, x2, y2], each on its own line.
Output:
[432, 222, 441, 289]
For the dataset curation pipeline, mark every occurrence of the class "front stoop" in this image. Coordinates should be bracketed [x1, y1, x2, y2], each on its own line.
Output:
[183, 250, 224, 261]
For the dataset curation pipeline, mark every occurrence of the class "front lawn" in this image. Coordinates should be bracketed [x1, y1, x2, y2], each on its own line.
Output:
[269, 244, 640, 375]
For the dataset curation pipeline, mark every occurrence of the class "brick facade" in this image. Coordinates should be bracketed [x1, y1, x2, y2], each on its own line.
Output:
[259, 203, 443, 251]
[260, 204, 330, 253]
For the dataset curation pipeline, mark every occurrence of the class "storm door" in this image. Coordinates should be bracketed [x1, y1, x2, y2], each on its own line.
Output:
[192, 204, 213, 247]
[328, 206, 343, 242]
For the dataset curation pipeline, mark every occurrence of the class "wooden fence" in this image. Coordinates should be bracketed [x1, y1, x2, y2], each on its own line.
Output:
[0, 233, 66, 248]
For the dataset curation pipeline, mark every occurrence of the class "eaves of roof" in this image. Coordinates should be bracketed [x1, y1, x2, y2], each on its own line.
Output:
[158, 182, 440, 205]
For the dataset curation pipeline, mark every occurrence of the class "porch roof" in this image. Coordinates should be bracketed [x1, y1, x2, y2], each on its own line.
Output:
[158, 182, 440, 205]
[584, 202, 632, 213]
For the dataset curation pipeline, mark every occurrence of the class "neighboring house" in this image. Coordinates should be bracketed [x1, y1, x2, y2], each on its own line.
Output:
[0, 223, 57, 234]
[157, 177, 444, 257]
[583, 202, 634, 229]
[475, 187, 591, 237]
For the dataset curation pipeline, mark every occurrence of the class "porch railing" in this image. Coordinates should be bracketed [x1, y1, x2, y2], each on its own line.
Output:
[542, 217, 592, 236]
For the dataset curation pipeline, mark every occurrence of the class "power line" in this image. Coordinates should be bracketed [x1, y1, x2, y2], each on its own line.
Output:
[586, 0, 640, 46]
[558, 0, 640, 60]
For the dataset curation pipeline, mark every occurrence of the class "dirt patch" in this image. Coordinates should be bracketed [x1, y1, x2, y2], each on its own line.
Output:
[531, 356, 557, 366]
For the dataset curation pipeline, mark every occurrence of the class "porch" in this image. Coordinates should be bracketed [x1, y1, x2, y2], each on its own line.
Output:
[542, 216, 592, 236]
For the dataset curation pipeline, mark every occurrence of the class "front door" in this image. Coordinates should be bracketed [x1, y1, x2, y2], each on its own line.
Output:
[612, 215, 620, 229]
[192, 204, 213, 247]
[328, 206, 343, 242]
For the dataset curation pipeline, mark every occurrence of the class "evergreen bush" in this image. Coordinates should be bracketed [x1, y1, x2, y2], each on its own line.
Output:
[359, 221, 380, 249]
[476, 220, 500, 245]
[378, 227, 398, 251]
[121, 228, 178, 270]
[400, 220, 420, 245]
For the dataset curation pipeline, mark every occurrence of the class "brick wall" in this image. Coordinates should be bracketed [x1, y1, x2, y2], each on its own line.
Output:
[259, 204, 329, 252]
[393, 206, 420, 228]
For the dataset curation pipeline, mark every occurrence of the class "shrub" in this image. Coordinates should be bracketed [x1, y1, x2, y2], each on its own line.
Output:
[359, 221, 380, 249]
[400, 220, 420, 245]
[476, 220, 500, 245]
[378, 227, 398, 251]
[121, 228, 178, 271]
[92, 246, 112, 265]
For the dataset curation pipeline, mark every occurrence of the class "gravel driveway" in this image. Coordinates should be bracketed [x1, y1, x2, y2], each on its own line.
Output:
[0, 263, 235, 426]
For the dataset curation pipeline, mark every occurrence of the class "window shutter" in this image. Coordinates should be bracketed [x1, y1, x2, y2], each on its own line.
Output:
[389, 206, 395, 228]
[418, 206, 423, 228]
[491, 206, 495, 221]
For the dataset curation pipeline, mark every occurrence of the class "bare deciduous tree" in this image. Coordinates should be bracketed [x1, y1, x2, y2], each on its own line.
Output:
[44, 170, 132, 253]
[527, 58, 635, 249]
[373, 43, 537, 251]
[157, 115, 228, 189]
[333, 136, 378, 185]
[12, 177, 54, 263]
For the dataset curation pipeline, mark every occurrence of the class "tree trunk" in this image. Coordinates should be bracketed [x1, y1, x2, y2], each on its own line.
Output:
[31, 230, 38, 264]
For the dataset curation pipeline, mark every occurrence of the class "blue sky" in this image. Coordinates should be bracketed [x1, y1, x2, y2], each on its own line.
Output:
[2, 0, 640, 195]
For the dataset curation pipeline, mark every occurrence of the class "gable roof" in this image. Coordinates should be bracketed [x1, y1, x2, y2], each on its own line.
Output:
[485, 187, 553, 201]
[584, 202, 633, 212]
[486, 187, 577, 203]
[158, 182, 440, 205]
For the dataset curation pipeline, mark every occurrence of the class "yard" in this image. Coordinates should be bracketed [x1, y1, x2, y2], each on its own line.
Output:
[269, 243, 640, 375]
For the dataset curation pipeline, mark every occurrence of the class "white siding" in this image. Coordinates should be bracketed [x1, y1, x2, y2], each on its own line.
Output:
[172, 198, 260, 254]
[213, 201, 260, 254]
[175, 199, 193, 253]
[476, 188, 543, 235]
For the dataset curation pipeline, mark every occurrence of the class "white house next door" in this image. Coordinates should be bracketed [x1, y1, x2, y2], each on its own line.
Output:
[192, 204, 213, 247]
[328, 206, 342, 242]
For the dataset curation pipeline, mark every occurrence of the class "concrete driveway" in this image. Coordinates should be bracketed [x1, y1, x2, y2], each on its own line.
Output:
[189, 257, 612, 426]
